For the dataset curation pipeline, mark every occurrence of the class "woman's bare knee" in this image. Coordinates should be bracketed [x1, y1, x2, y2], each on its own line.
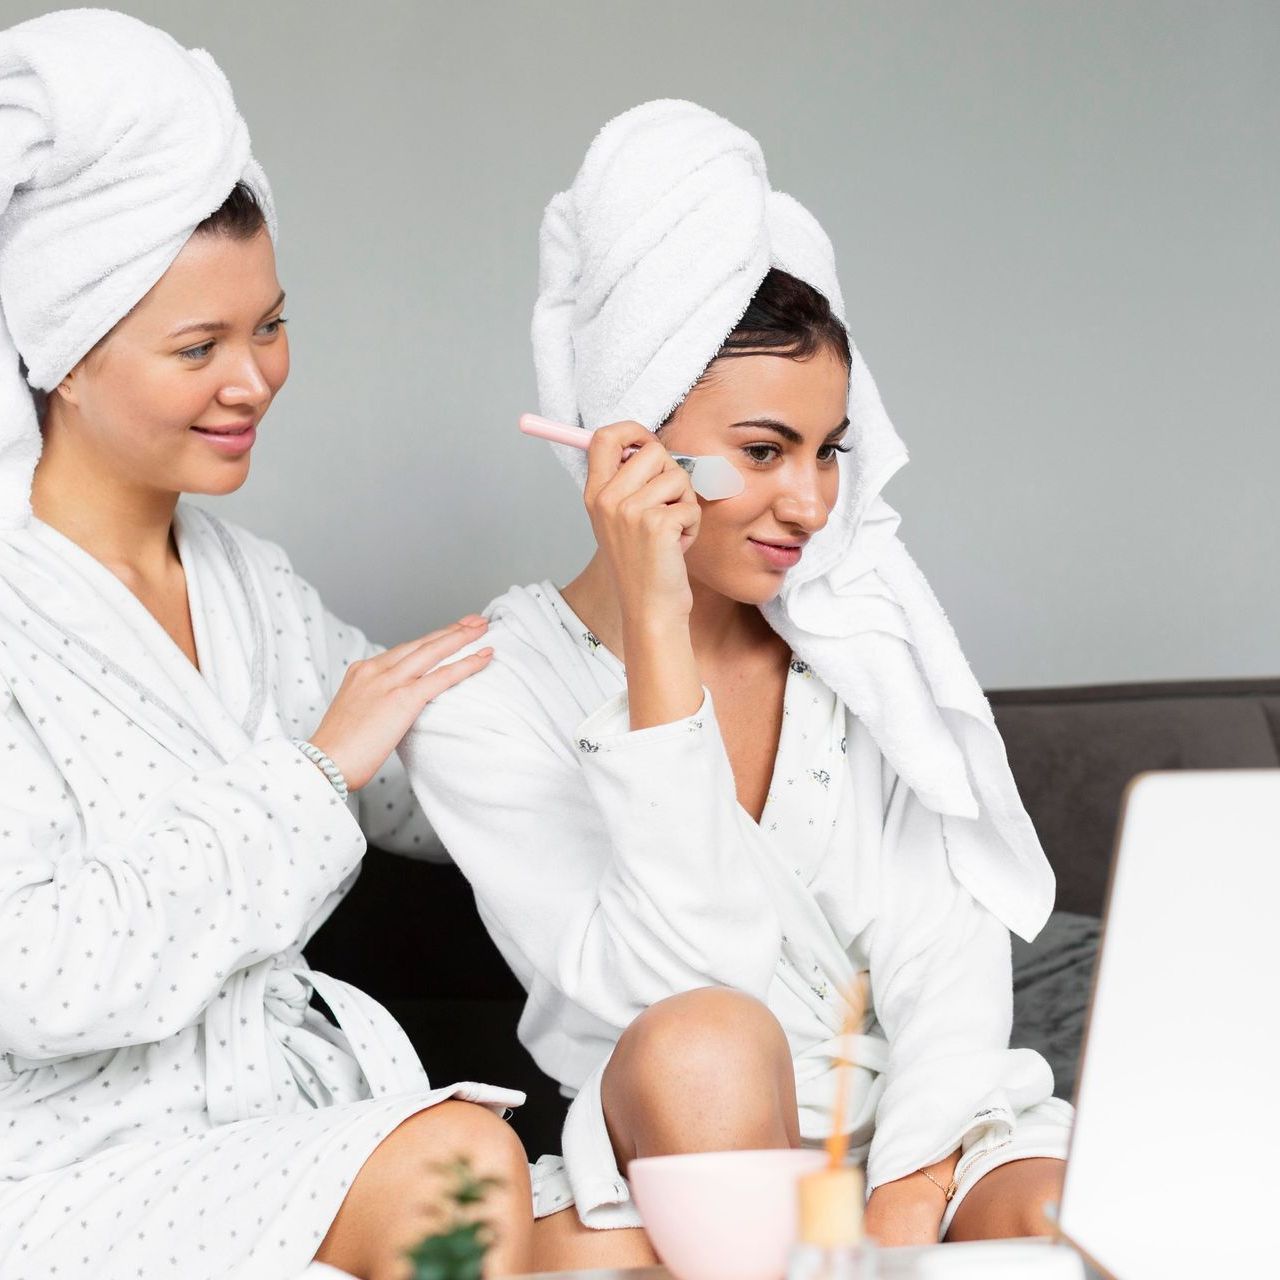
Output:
[380, 1101, 527, 1181]
[316, 1101, 532, 1279]
[602, 987, 799, 1163]
[612, 987, 789, 1088]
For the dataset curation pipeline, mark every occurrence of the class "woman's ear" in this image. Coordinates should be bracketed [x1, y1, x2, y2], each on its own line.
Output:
[52, 362, 83, 409]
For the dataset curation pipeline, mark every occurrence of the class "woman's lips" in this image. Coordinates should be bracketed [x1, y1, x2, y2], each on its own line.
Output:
[749, 538, 804, 570]
[191, 421, 257, 454]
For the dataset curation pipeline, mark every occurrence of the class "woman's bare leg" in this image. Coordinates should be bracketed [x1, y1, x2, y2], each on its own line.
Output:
[315, 1100, 533, 1279]
[531, 987, 800, 1272]
[532, 1208, 656, 1272]
[602, 986, 801, 1165]
[945, 1157, 1066, 1242]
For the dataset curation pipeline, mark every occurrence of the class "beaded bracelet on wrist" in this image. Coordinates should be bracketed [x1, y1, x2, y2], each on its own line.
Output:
[292, 739, 350, 801]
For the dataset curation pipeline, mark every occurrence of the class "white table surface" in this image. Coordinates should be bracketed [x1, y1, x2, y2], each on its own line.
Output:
[519, 1236, 1102, 1278]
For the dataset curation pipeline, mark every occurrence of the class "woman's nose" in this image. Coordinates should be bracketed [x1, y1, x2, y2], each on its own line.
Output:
[217, 351, 272, 409]
[773, 467, 831, 532]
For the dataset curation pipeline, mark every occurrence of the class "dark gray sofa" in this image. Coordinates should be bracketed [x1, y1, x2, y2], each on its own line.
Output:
[305, 677, 1280, 1157]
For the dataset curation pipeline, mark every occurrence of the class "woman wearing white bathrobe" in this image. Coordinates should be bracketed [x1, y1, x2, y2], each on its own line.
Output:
[0, 10, 565, 1280]
[402, 100, 1073, 1265]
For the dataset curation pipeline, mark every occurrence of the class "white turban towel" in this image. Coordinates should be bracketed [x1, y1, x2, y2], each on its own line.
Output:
[0, 7, 277, 530]
[532, 99, 1055, 941]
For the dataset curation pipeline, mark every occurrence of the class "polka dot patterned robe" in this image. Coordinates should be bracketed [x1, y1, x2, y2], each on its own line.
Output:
[402, 583, 1072, 1236]
[0, 504, 525, 1279]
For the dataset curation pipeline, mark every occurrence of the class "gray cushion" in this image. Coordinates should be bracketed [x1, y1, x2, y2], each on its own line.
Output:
[990, 679, 1280, 915]
[1011, 910, 1101, 1100]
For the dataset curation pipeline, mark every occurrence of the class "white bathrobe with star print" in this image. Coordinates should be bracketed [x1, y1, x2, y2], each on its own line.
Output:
[0, 503, 524, 1280]
[401, 582, 1072, 1235]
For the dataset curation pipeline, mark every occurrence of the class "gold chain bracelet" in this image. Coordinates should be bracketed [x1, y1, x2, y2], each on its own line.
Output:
[921, 1168, 958, 1202]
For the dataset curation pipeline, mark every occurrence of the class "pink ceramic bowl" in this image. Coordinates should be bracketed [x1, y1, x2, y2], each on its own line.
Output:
[628, 1148, 829, 1280]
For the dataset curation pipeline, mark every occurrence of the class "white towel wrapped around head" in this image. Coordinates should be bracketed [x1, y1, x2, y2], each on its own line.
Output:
[0, 7, 276, 530]
[533, 99, 1055, 941]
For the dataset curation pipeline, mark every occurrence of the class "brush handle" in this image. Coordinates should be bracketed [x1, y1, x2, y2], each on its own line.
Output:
[519, 411, 745, 501]
[518, 413, 594, 451]
[520, 412, 648, 464]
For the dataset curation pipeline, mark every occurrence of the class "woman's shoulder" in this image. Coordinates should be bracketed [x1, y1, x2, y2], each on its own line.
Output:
[415, 581, 603, 738]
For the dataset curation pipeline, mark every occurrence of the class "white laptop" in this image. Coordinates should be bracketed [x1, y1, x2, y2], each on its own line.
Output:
[1057, 769, 1280, 1278]
[818, 771, 1280, 1280]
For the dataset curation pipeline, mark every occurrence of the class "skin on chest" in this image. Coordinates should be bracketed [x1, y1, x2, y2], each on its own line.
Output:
[115, 563, 201, 671]
[703, 653, 788, 823]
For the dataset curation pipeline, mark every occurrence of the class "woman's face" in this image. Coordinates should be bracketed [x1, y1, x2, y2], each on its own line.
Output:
[658, 346, 849, 606]
[53, 227, 289, 497]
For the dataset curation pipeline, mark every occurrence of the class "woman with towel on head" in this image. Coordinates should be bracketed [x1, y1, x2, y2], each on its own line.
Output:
[402, 99, 1073, 1266]
[0, 10, 610, 1278]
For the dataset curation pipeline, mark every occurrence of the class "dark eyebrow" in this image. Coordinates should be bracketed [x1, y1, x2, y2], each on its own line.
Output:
[728, 416, 850, 444]
[166, 290, 286, 340]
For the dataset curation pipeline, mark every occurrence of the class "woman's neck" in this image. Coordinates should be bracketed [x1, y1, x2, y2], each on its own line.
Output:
[561, 551, 782, 670]
[31, 413, 181, 582]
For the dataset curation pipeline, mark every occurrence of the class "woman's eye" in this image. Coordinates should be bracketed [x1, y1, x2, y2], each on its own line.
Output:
[744, 443, 780, 465]
[257, 316, 288, 337]
[178, 342, 215, 362]
[818, 442, 851, 462]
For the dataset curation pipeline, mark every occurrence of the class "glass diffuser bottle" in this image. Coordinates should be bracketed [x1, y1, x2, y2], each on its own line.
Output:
[787, 1162, 877, 1279]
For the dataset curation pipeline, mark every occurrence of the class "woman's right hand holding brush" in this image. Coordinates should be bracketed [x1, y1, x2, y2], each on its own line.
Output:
[582, 420, 704, 729]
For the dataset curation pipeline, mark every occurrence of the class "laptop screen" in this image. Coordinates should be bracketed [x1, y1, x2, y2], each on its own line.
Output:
[1058, 769, 1279, 1278]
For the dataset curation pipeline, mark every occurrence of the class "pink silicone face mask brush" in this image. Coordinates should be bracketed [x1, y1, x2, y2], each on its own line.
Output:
[519, 413, 745, 501]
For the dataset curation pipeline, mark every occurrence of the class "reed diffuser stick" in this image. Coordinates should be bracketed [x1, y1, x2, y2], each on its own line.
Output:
[796, 974, 871, 1258]
[824, 974, 867, 1169]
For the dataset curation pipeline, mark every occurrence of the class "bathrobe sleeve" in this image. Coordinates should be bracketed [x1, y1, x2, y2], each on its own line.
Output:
[861, 770, 1055, 1189]
[0, 684, 368, 1060]
[402, 674, 782, 1033]
[270, 548, 446, 861]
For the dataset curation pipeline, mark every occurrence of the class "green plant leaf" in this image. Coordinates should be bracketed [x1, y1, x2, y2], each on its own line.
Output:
[406, 1155, 500, 1280]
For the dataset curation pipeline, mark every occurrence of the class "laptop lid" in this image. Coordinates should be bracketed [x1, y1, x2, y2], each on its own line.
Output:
[1058, 769, 1280, 1278]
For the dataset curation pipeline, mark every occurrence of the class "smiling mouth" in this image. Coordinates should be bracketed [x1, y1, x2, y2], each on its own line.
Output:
[749, 538, 806, 569]
[191, 421, 255, 436]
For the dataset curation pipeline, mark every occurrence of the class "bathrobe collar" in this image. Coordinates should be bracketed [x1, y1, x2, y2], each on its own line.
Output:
[0, 504, 267, 767]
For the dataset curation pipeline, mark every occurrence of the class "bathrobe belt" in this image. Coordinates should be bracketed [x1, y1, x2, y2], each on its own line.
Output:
[793, 1030, 890, 1085]
[204, 948, 427, 1125]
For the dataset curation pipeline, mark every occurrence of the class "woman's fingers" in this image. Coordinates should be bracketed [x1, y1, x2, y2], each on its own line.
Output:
[392, 620, 492, 682]
[584, 421, 660, 500]
[590, 419, 654, 458]
[309, 616, 494, 792]
[595, 442, 681, 515]
[413, 648, 495, 702]
[653, 498, 701, 543]
[674, 500, 701, 550]
[380, 617, 487, 668]
[615, 465, 694, 518]
[311, 637, 493, 791]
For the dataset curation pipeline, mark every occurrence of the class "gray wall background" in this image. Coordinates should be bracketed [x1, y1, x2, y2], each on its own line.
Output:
[7, 0, 1277, 687]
